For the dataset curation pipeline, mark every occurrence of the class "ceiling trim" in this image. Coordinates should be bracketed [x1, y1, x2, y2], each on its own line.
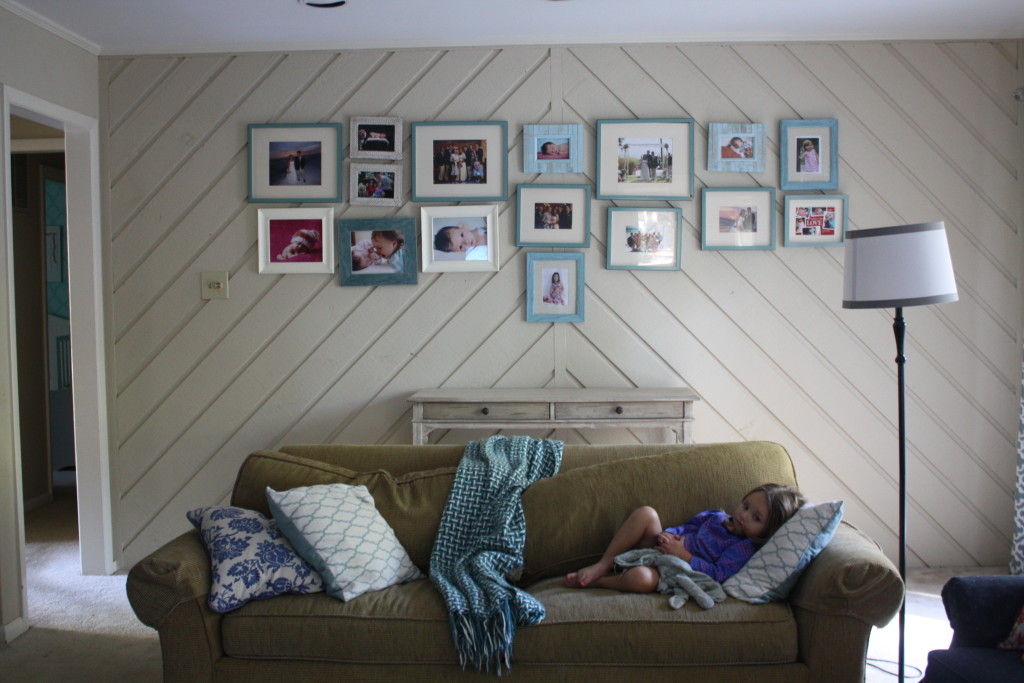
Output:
[1, 0, 101, 55]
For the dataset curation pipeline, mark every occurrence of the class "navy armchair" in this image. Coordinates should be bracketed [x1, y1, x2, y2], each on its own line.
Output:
[922, 575, 1024, 682]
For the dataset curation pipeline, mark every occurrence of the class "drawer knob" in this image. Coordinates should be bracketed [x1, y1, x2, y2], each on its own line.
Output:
[615, 406, 624, 414]
[481, 407, 490, 415]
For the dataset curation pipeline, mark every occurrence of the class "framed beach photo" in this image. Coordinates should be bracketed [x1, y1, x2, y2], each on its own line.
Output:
[700, 187, 776, 251]
[595, 119, 694, 201]
[349, 116, 402, 160]
[526, 252, 584, 323]
[515, 184, 591, 248]
[349, 162, 402, 207]
[523, 124, 583, 174]
[411, 121, 508, 202]
[606, 207, 682, 270]
[248, 123, 342, 202]
[420, 204, 500, 273]
[338, 217, 418, 286]
[257, 207, 335, 274]
[707, 123, 766, 173]
[779, 119, 839, 190]
[783, 194, 848, 247]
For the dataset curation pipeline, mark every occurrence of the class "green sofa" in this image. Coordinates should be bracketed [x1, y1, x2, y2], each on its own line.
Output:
[127, 441, 903, 682]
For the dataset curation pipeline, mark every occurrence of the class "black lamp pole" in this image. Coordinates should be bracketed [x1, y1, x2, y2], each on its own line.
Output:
[893, 307, 907, 683]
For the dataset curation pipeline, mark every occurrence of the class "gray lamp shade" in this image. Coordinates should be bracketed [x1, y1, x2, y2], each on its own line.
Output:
[842, 221, 958, 309]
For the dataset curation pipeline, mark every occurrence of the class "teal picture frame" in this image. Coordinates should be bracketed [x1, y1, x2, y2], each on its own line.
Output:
[515, 183, 591, 247]
[523, 124, 584, 174]
[779, 119, 839, 191]
[707, 122, 766, 173]
[595, 118, 694, 201]
[783, 194, 848, 247]
[410, 121, 508, 202]
[338, 217, 418, 286]
[606, 207, 682, 270]
[701, 187, 777, 251]
[526, 252, 584, 323]
[247, 123, 343, 203]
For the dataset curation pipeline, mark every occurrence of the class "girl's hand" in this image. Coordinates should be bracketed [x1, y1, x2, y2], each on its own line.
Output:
[655, 532, 692, 561]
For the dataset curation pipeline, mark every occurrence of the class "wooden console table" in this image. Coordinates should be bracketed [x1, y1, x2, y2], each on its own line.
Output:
[408, 388, 698, 445]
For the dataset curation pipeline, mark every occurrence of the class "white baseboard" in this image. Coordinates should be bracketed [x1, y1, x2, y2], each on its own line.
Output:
[1, 617, 29, 644]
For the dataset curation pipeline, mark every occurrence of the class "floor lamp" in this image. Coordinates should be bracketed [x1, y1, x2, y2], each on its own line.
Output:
[842, 221, 958, 682]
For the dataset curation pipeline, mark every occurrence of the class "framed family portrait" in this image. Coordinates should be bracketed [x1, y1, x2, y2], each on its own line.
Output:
[595, 118, 694, 201]
[257, 207, 335, 274]
[707, 123, 766, 173]
[248, 123, 342, 202]
[523, 124, 583, 174]
[338, 217, 418, 286]
[515, 184, 591, 248]
[411, 121, 508, 202]
[606, 207, 682, 270]
[779, 119, 839, 190]
[420, 204, 500, 273]
[349, 116, 402, 160]
[783, 194, 848, 247]
[526, 252, 584, 323]
[349, 162, 402, 207]
[700, 187, 776, 251]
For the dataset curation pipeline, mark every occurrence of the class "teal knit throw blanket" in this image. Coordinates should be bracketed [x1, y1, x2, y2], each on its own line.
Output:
[429, 435, 563, 674]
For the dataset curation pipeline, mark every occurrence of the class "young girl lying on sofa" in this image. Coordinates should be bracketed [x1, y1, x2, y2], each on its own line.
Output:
[564, 483, 805, 591]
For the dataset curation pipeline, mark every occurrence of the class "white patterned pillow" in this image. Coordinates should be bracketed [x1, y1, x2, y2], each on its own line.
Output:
[187, 506, 323, 613]
[266, 483, 424, 601]
[723, 500, 844, 603]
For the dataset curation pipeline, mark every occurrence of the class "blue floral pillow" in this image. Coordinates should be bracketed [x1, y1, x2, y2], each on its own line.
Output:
[187, 505, 323, 613]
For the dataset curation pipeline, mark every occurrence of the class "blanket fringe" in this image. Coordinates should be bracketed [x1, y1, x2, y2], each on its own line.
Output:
[449, 600, 517, 675]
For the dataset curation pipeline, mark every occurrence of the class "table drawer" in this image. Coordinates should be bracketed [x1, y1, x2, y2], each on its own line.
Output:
[420, 402, 550, 421]
[554, 401, 684, 420]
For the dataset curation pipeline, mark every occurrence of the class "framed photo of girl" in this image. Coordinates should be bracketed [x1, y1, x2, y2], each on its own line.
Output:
[779, 119, 839, 190]
[783, 194, 848, 247]
[526, 252, 584, 323]
[411, 121, 508, 202]
[707, 123, 766, 173]
[515, 184, 591, 248]
[595, 118, 694, 201]
[257, 207, 335, 274]
[248, 123, 342, 203]
[700, 187, 776, 251]
[338, 217, 418, 286]
[523, 124, 583, 174]
[349, 116, 402, 160]
[349, 162, 402, 207]
[606, 207, 682, 270]
[420, 204, 500, 273]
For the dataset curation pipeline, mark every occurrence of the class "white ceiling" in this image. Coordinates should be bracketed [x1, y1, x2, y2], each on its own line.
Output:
[4, 0, 1023, 56]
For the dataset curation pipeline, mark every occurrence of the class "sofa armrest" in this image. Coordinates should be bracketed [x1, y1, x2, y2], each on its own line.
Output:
[942, 575, 1024, 648]
[126, 530, 213, 629]
[787, 521, 904, 628]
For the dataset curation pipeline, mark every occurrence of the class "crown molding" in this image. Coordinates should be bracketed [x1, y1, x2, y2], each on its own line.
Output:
[0, 0, 101, 55]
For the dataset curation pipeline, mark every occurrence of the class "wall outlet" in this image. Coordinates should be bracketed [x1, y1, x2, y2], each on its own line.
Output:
[201, 271, 229, 300]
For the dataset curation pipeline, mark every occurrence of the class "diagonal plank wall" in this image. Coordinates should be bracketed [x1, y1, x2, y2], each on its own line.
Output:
[101, 41, 1023, 571]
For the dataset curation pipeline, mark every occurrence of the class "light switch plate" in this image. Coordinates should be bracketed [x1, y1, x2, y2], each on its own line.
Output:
[201, 271, 229, 300]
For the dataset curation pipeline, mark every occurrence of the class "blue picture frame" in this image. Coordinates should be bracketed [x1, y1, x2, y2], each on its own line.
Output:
[526, 252, 584, 323]
[337, 217, 418, 286]
[779, 119, 839, 191]
[707, 122, 766, 173]
[783, 194, 848, 247]
[410, 121, 508, 202]
[700, 187, 777, 251]
[606, 207, 682, 270]
[247, 123, 343, 203]
[515, 183, 591, 247]
[595, 118, 694, 201]
[523, 124, 584, 174]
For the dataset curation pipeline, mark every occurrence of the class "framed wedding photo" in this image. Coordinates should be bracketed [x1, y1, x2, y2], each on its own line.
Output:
[411, 121, 508, 202]
[606, 207, 682, 270]
[595, 118, 694, 201]
[248, 123, 342, 203]
[700, 187, 776, 251]
[349, 116, 402, 160]
[523, 124, 583, 174]
[349, 162, 402, 207]
[338, 217, 418, 286]
[783, 194, 848, 247]
[257, 207, 335, 274]
[707, 123, 766, 173]
[526, 252, 584, 323]
[515, 184, 591, 248]
[779, 119, 839, 190]
[420, 204, 500, 273]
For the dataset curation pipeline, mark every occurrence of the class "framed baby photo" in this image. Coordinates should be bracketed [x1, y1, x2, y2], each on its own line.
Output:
[526, 252, 584, 323]
[349, 116, 402, 160]
[779, 119, 839, 190]
[700, 187, 776, 251]
[420, 204, 500, 273]
[257, 207, 335, 274]
[595, 118, 694, 201]
[338, 217, 418, 286]
[783, 194, 848, 247]
[248, 123, 343, 203]
[349, 162, 402, 207]
[515, 184, 591, 248]
[606, 207, 682, 270]
[707, 123, 766, 173]
[411, 121, 508, 202]
[523, 124, 583, 174]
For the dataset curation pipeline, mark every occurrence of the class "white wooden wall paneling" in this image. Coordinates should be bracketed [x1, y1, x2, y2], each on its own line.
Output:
[105, 56, 180, 133]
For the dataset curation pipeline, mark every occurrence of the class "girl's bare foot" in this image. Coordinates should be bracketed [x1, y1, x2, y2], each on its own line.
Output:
[563, 561, 612, 588]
